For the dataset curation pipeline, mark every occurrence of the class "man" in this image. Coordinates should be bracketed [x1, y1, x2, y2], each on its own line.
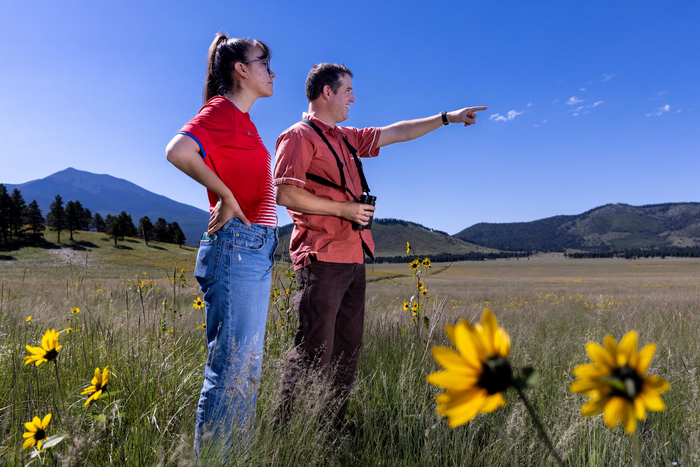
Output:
[273, 63, 485, 427]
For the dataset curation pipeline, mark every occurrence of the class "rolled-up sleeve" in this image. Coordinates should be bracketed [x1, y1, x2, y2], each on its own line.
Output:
[274, 129, 313, 188]
[350, 127, 381, 158]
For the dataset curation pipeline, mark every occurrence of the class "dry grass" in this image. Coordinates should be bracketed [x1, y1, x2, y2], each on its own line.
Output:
[1, 249, 699, 465]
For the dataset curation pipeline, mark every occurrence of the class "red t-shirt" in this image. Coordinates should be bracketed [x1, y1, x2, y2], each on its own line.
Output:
[274, 113, 381, 269]
[179, 96, 276, 228]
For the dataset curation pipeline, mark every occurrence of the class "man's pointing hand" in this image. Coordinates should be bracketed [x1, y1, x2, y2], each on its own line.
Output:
[448, 106, 488, 127]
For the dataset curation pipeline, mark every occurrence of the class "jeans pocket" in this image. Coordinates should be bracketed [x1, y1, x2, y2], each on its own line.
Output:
[194, 239, 221, 285]
[231, 229, 265, 251]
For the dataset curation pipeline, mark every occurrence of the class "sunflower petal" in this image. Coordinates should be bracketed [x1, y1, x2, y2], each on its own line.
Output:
[617, 331, 638, 367]
[581, 395, 608, 416]
[480, 393, 507, 413]
[427, 371, 479, 390]
[480, 310, 498, 356]
[573, 364, 608, 378]
[586, 342, 616, 371]
[452, 325, 484, 369]
[622, 401, 637, 434]
[635, 343, 656, 374]
[633, 398, 646, 421]
[644, 375, 670, 393]
[639, 389, 666, 412]
[603, 335, 618, 357]
[570, 379, 603, 395]
[603, 396, 626, 428]
[494, 329, 511, 358]
[443, 389, 489, 427]
[22, 438, 35, 449]
[41, 413, 51, 428]
[24, 422, 37, 432]
[431, 347, 480, 373]
[37, 439, 43, 450]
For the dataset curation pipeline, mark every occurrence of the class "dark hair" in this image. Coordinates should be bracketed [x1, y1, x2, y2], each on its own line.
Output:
[203, 33, 271, 103]
[305, 63, 353, 102]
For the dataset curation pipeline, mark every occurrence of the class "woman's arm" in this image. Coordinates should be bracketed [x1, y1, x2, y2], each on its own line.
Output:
[165, 134, 250, 235]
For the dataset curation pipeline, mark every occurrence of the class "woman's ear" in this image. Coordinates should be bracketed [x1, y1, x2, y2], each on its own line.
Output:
[234, 62, 247, 79]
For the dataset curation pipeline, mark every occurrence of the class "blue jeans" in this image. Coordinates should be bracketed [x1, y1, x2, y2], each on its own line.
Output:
[193, 218, 277, 457]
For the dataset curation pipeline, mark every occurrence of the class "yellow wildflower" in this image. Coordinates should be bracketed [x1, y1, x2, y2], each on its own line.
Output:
[427, 310, 512, 427]
[26, 316, 33, 322]
[570, 331, 670, 434]
[81, 366, 110, 406]
[22, 413, 51, 450]
[423, 258, 431, 268]
[403, 301, 410, 311]
[70, 307, 80, 314]
[409, 259, 419, 270]
[193, 297, 205, 309]
[24, 330, 61, 366]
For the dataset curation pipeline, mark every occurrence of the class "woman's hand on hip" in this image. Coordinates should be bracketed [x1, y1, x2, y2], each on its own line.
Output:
[207, 196, 251, 236]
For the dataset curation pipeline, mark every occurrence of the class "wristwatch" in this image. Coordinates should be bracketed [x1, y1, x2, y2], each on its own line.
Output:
[441, 111, 449, 126]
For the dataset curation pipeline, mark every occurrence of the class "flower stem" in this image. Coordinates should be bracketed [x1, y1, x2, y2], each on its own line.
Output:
[514, 386, 565, 467]
[53, 360, 66, 417]
[631, 429, 641, 467]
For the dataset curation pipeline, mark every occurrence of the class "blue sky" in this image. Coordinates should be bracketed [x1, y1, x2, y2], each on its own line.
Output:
[1, 1, 698, 234]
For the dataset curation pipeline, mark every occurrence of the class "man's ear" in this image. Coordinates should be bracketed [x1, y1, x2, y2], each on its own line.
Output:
[234, 62, 247, 79]
[323, 84, 333, 100]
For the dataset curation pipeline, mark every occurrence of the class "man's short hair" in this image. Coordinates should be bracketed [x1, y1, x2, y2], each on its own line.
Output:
[306, 63, 354, 102]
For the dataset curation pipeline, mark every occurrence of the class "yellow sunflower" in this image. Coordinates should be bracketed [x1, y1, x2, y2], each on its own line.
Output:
[427, 310, 512, 427]
[570, 331, 670, 434]
[421, 288, 428, 296]
[22, 413, 51, 450]
[423, 258, 431, 268]
[411, 302, 419, 312]
[25, 316, 33, 322]
[193, 297, 205, 309]
[81, 366, 110, 406]
[403, 301, 410, 311]
[416, 280, 424, 290]
[406, 242, 411, 254]
[409, 259, 419, 270]
[65, 327, 73, 334]
[24, 330, 61, 366]
[70, 307, 80, 314]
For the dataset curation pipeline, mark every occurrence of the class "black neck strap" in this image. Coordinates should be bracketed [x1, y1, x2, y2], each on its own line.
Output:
[302, 119, 371, 201]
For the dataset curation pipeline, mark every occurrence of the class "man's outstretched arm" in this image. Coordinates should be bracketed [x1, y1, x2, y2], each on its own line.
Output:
[376, 106, 487, 148]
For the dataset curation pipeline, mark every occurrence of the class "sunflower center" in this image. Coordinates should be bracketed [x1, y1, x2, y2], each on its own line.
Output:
[35, 428, 46, 441]
[45, 349, 58, 361]
[609, 366, 644, 400]
[478, 357, 513, 394]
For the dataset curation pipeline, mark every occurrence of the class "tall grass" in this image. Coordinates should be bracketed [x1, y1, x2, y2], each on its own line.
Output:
[1, 256, 699, 465]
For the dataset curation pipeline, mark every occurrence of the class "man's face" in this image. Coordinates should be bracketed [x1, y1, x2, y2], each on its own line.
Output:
[328, 74, 354, 124]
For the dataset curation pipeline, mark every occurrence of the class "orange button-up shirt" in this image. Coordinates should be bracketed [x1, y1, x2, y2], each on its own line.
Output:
[273, 113, 381, 270]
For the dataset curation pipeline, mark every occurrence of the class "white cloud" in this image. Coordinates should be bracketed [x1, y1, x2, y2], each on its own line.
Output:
[569, 101, 604, 115]
[656, 91, 668, 96]
[542, 120, 547, 123]
[573, 113, 579, 117]
[566, 96, 583, 105]
[489, 110, 524, 122]
[579, 88, 586, 91]
[646, 104, 670, 117]
[602, 74, 616, 82]
[527, 103, 532, 107]
[676, 110, 682, 113]
[534, 124, 539, 127]
[552, 99, 560, 105]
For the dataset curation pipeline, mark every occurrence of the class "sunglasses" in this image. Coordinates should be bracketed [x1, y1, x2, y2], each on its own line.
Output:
[229, 58, 272, 75]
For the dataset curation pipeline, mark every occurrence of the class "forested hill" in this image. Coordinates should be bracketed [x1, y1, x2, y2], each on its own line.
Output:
[454, 203, 700, 251]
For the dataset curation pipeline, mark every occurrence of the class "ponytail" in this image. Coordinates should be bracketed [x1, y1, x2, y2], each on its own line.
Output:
[202, 32, 272, 104]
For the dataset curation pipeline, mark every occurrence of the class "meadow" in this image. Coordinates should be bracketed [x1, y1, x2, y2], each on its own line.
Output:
[1, 231, 699, 465]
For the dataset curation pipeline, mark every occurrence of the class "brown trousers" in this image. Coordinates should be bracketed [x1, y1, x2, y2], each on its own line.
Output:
[278, 260, 365, 427]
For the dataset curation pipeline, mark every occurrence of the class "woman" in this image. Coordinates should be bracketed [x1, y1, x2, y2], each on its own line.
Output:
[165, 33, 277, 455]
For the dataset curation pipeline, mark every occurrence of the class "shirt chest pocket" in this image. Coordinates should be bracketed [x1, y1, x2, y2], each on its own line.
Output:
[231, 230, 265, 251]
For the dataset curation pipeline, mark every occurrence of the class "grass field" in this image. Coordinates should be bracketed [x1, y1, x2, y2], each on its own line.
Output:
[1, 233, 699, 465]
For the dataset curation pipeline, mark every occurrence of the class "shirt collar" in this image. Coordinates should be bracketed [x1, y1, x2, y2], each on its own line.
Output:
[302, 112, 335, 133]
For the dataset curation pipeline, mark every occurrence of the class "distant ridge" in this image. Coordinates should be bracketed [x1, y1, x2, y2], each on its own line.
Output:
[4, 168, 209, 246]
[454, 202, 700, 251]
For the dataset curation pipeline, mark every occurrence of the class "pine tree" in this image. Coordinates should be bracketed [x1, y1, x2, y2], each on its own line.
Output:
[171, 222, 186, 248]
[117, 211, 137, 239]
[24, 200, 45, 236]
[153, 218, 169, 243]
[10, 188, 26, 238]
[46, 195, 66, 243]
[0, 184, 10, 243]
[92, 213, 106, 232]
[65, 201, 78, 241]
[138, 216, 154, 245]
[81, 207, 92, 231]
[105, 214, 121, 246]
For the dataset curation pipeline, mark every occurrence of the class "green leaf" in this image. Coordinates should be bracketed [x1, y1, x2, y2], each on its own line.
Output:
[514, 366, 540, 389]
[401, 325, 408, 337]
[40, 434, 66, 450]
[92, 414, 107, 423]
[423, 316, 430, 330]
[284, 272, 295, 278]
